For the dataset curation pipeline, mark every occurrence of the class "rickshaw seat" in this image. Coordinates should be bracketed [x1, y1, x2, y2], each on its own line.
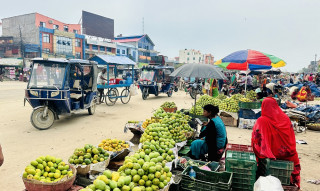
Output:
[73, 80, 81, 89]
[70, 93, 82, 99]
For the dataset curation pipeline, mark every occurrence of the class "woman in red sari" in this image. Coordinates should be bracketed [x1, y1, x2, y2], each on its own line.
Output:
[252, 97, 301, 188]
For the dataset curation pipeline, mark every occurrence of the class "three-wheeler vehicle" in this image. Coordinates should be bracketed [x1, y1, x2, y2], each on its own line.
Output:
[139, 65, 175, 100]
[25, 58, 98, 130]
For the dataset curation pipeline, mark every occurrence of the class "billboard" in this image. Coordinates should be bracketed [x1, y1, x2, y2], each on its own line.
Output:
[82, 11, 114, 39]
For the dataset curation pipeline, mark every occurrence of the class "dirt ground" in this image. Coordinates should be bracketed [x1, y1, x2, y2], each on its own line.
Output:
[0, 81, 319, 191]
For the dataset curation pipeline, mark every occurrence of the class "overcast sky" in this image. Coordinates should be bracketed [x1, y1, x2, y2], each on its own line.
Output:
[1, 0, 320, 72]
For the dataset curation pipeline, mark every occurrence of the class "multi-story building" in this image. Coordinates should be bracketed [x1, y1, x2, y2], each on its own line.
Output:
[115, 42, 138, 62]
[203, 54, 215, 65]
[1, 13, 85, 59]
[0, 36, 21, 58]
[179, 49, 214, 64]
[84, 35, 116, 59]
[113, 34, 158, 65]
[179, 49, 203, 64]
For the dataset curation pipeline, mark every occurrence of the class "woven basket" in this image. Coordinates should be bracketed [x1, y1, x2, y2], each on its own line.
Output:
[72, 155, 111, 175]
[163, 107, 177, 113]
[23, 165, 76, 191]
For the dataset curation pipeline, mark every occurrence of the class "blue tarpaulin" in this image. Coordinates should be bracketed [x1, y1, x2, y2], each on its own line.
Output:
[89, 55, 136, 66]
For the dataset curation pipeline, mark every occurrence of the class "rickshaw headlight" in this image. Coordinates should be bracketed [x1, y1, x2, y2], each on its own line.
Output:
[29, 90, 38, 97]
[51, 91, 60, 97]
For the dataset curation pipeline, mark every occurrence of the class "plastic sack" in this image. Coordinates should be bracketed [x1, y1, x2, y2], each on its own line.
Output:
[254, 175, 283, 191]
[130, 84, 138, 96]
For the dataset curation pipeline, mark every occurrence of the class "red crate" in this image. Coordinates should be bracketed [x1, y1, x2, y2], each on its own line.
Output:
[226, 143, 254, 153]
[282, 185, 299, 191]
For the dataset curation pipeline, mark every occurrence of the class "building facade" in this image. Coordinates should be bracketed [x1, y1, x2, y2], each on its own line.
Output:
[179, 49, 214, 64]
[1, 13, 85, 59]
[179, 49, 202, 64]
[115, 42, 138, 62]
[113, 34, 158, 65]
[85, 35, 116, 59]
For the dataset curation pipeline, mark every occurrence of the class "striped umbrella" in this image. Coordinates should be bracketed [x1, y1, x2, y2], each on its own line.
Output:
[214, 49, 286, 71]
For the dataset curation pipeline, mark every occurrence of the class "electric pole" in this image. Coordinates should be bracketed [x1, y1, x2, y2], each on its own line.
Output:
[19, 25, 25, 71]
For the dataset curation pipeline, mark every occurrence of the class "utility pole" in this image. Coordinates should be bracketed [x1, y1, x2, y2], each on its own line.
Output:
[315, 54, 317, 72]
[19, 25, 25, 72]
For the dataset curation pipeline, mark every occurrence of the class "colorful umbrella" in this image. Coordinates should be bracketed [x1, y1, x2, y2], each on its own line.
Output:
[214, 49, 286, 71]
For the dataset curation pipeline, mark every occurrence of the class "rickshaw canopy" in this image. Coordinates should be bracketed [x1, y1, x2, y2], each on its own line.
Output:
[89, 55, 136, 66]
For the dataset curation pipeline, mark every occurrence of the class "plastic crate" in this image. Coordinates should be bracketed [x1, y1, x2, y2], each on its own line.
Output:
[239, 101, 261, 109]
[269, 160, 294, 185]
[226, 144, 254, 153]
[238, 109, 261, 119]
[179, 157, 220, 172]
[180, 166, 233, 191]
[282, 185, 299, 191]
[226, 150, 257, 191]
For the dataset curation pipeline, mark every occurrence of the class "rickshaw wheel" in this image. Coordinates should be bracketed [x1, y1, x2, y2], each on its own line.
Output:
[167, 89, 173, 97]
[30, 107, 55, 130]
[121, 88, 131, 104]
[154, 91, 159, 96]
[106, 88, 118, 106]
[88, 99, 96, 115]
[142, 88, 148, 100]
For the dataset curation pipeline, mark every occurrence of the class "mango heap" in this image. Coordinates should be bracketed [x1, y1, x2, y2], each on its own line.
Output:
[99, 139, 130, 152]
[239, 97, 252, 102]
[160, 101, 176, 109]
[190, 105, 203, 115]
[142, 118, 160, 129]
[196, 94, 222, 107]
[246, 90, 257, 101]
[69, 144, 109, 165]
[149, 109, 193, 142]
[23, 155, 73, 183]
[81, 151, 173, 191]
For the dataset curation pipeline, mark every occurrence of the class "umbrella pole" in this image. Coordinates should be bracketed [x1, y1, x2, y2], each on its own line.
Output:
[245, 73, 248, 94]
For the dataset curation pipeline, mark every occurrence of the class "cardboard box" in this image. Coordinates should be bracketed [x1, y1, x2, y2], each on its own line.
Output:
[221, 116, 238, 127]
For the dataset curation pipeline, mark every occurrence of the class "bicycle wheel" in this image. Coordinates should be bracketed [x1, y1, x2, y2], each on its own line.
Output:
[121, 88, 131, 104]
[106, 88, 118, 106]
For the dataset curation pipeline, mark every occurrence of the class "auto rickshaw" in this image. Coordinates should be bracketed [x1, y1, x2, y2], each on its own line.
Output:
[139, 65, 175, 100]
[24, 58, 98, 130]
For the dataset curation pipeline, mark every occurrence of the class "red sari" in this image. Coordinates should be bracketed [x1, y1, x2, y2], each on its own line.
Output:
[251, 97, 300, 188]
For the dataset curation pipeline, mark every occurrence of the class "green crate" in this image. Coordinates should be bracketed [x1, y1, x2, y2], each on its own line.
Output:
[226, 150, 256, 161]
[239, 101, 261, 109]
[181, 166, 233, 191]
[269, 160, 294, 185]
[226, 150, 257, 191]
[179, 157, 220, 172]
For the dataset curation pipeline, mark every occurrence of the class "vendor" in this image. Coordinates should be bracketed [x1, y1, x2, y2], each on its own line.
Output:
[190, 105, 227, 162]
[251, 98, 300, 188]
[296, 85, 312, 102]
[97, 68, 108, 104]
[291, 88, 299, 100]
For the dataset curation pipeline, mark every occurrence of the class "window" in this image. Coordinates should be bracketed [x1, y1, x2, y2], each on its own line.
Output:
[43, 34, 50, 43]
[187, 53, 190, 55]
[100, 46, 105, 51]
[193, 57, 195, 60]
[75, 52, 81, 59]
[117, 49, 120, 54]
[73, 29, 78, 34]
[138, 43, 142, 48]
[86, 43, 89, 49]
[187, 58, 189, 61]
[40, 22, 46, 28]
[64, 25, 68, 32]
[75, 39, 81, 47]
[55, 36, 72, 55]
[92, 45, 98, 50]
[122, 50, 126, 54]
[106, 47, 112, 52]
[53, 25, 59, 30]
[43, 48, 50, 53]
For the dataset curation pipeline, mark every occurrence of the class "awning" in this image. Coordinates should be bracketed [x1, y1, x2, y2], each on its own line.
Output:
[0, 58, 23, 67]
[89, 54, 136, 66]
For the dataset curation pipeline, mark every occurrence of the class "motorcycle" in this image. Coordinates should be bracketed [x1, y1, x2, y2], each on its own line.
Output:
[187, 82, 204, 99]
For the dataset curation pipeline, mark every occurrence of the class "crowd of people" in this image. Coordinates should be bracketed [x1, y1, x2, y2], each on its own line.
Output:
[185, 72, 319, 189]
